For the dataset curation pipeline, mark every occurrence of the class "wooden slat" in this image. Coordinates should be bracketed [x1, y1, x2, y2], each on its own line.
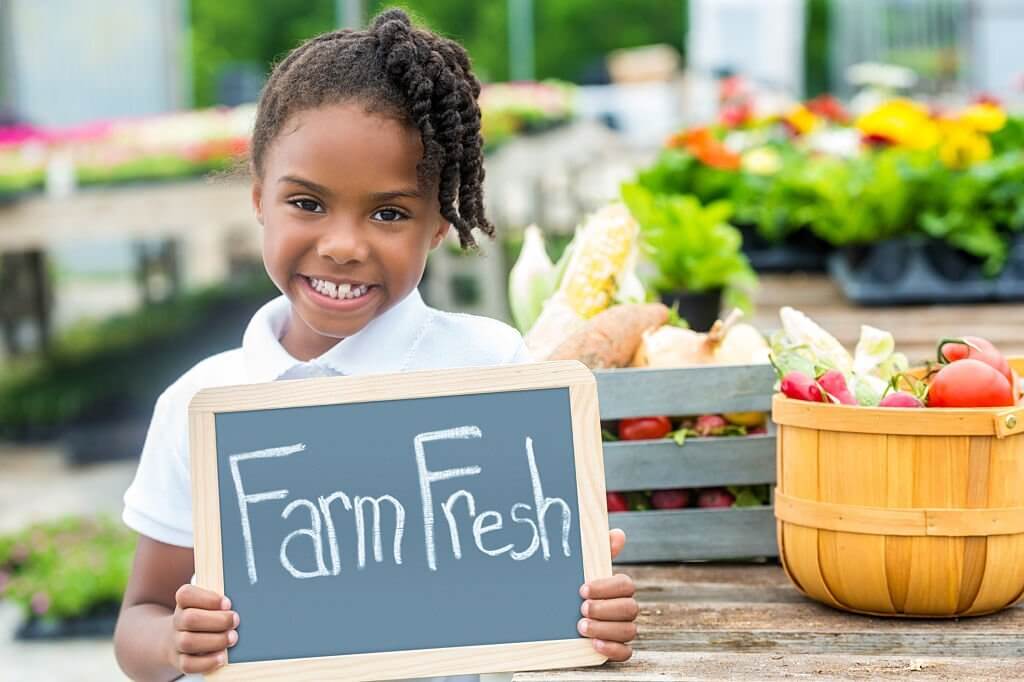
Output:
[773, 394, 1005, 436]
[603, 435, 776, 490]
[595, 365, 775, 419]
[609, 508, 777, 563]
[515, 650, 1024, 681]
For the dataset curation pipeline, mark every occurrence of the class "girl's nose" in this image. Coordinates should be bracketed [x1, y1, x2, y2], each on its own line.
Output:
[316, 220, 370, 265]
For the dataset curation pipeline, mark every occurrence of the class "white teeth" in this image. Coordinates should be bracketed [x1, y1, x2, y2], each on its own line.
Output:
[309, 277, 368, 300]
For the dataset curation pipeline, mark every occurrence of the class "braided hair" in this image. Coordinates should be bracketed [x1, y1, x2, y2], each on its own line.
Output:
[250, 8, 492, 249]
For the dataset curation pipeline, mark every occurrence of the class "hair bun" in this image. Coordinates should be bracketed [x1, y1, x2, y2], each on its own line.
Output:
[371, 8, 412, 32]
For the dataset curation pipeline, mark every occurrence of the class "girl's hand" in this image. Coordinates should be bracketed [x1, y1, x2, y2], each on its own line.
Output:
[578, 528, 638, 662]
[167, 585, 239, 675]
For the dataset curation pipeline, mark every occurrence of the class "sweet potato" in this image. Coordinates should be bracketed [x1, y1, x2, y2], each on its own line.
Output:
[547, 303, 670, 369]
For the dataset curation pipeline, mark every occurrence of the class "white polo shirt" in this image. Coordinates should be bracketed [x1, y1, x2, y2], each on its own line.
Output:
[122, 289, 527, 682]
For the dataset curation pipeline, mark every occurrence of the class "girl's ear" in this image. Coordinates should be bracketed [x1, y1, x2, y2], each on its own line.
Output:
[252, 182, 264, 225]
[429, 219, 451, 249]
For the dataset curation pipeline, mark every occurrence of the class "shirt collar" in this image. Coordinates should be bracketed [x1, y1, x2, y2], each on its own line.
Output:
[242, 288, 433, 383]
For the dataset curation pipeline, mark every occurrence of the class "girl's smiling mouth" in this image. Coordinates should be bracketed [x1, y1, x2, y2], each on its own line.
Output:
[298, 274, 379, 311]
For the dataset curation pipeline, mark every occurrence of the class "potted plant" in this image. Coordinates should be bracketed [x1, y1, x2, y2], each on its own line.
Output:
[1, 516, 135, 639]
[621, 182, 757, 330]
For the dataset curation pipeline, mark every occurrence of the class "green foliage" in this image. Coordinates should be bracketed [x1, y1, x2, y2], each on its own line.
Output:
[621, 182, 757, 311]
[190, 0, 688, 106]
[787, 149, 918, 246]
[0, 516, 136, 621]
[636, 122, 1024, 275]
[803, 0, 832, 97]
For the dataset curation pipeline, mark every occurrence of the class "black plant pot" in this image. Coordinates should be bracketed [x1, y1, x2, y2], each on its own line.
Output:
[15, 602, 120, 640]
[62, 415, 149, 466]
[659, 288, 723, 332]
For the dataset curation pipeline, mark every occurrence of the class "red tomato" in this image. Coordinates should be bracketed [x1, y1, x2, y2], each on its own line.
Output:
[618, 416, 673, 441]
[928, 359, 1015, 408]
[606, 492, 629, 513]
[938, 336, 1012, 384]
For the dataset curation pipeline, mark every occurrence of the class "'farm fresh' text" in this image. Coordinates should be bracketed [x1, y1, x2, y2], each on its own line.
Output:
[228, 426, 573, 584]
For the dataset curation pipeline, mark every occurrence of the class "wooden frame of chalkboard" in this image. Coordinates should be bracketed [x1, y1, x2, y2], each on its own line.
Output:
[595, 364, 779, 563]
[188, 360, 611, 681]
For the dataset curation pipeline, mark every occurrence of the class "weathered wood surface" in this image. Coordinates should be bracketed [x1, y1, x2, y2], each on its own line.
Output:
[751, 273, 1024, 363]
[611, 509, 777, 563]
[595, 365, 776, 419]
[514, 564, 1024, 681]
[603, 435, 775, 490]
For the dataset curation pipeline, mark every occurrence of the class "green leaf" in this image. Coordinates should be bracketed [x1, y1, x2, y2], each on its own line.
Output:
[620, 183, 758, 312]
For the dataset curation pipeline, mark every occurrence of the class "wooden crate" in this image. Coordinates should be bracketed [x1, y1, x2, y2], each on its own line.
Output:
[595, 364, 778, 563]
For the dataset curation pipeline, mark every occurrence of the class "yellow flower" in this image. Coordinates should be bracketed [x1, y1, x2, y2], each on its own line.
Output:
[939, 122, 992, 169]
[855, 99, 939, 150]
[957, 103, 1006, 133]
[742, 147, 782, 175]
[784, 105, 819, 135]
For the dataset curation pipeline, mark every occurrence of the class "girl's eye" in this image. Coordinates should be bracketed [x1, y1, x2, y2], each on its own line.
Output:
[290, 198, 324, 213]
[372, 208, 408, 222]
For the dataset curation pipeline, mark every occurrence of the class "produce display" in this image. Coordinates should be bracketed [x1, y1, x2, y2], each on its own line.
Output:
[604, 410, 771, 513]
[635, 94, 1024, 275]
[771, 308, 1022, 408]
[511, 200, 768, 368]
[0, 105, 254, 196]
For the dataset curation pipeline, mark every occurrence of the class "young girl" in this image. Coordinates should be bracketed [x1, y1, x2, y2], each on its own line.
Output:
[114, 9, 638, 682]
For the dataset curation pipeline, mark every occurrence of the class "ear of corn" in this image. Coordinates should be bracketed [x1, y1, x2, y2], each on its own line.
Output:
[524, 203, 641, 359]
[557, 203, 640, 319]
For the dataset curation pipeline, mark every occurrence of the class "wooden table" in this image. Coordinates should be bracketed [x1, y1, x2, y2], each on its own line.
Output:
[515, 564, 1024, 681]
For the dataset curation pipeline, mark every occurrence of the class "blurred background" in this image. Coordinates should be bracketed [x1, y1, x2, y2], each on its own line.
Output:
[1, 1, 1023, 679]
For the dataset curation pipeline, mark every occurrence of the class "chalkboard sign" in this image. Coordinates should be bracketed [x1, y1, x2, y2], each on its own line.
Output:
[189, 361, 611, 681]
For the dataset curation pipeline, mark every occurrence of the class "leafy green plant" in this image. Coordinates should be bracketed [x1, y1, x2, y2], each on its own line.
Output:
[0, 516, 135, 622]
[621, 182, 757, 311]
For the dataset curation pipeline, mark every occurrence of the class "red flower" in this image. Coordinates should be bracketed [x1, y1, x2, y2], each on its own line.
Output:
[806, 95, 849, 124]
[666, 127, 741, 170]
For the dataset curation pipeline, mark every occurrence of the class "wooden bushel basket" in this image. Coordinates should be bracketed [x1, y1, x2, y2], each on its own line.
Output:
[772, 358, 1024, 617]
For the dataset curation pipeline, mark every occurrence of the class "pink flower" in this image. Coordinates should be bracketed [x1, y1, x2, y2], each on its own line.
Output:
[30, 591, 50, 616]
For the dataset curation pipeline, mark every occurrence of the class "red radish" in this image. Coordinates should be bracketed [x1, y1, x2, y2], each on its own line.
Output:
[651, 489, 691, 510]
[928, 359, 1014, 408]
[817, 369, 857, 405]
[697, 487, 735, 509]
[695, 414, 728, 436]
[879, 391, 923, 407]
[748, 425, 768, 435]
[938, 336, 1012, 384]
[606, 492, 629, 513]
[780, 371, 827, 402]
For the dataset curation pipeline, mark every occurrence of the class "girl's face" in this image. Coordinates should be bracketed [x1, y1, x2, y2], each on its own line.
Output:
[253, 103, 449, 361]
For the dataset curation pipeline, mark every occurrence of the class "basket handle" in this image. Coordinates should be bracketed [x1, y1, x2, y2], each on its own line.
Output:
[995, 406, 1024, 439]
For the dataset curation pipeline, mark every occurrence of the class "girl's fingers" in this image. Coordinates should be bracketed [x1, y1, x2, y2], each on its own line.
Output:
[589, 638, 633, 663]
[175, 584, 231, 611]
[176, 630, 238, 655]
[578, 618, 637, 644]
[579, 573, 635, 600]
[581, 597, 639, 622]
[177, 651, 228, 675]
[609, 529, 626, 559]
[174, 607, 239, 633]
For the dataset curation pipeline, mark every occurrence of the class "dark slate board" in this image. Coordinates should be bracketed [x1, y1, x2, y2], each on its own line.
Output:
[213, 387, 585, 663]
